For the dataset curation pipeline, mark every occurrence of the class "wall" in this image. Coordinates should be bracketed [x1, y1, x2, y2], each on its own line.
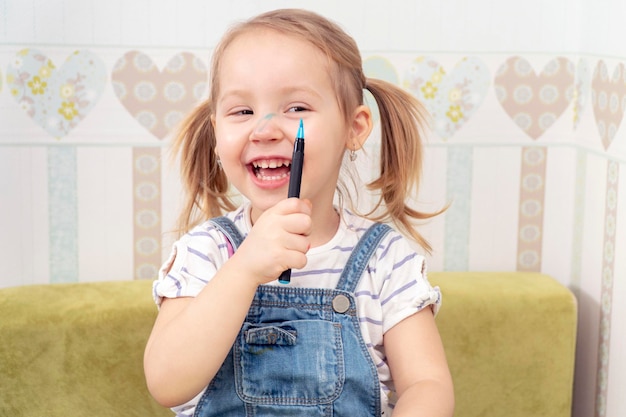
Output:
[0, 1, 624, 416]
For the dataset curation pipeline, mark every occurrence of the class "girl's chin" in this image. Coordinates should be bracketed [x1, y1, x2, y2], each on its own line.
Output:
[248, 198, 284, 220]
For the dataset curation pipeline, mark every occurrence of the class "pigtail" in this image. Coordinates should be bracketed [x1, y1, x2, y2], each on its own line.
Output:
[171, 100, 236, 235]
[364, 78, 445, 253]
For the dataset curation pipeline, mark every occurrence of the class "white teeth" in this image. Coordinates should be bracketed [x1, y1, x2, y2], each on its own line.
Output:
[251, 159, 290, 169]
[251, 158, 290, 181]
[255, 172, 289, 180]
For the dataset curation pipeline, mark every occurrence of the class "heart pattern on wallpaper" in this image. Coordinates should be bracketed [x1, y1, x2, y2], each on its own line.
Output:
[591, 61, 626, 151]
[573, 58, 591, 130]
[111, 51, 208, 140]
[363, 55, 400, 124]
[403, 56, 490, 140]
[364, 56, 399, 85]
[6, 49, 106, 139]
[494, 56, 575, 140]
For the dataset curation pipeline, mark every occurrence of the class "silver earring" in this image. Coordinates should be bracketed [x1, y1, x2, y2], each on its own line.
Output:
[215, 148, 222, 167]
[349, 148, 357, 161]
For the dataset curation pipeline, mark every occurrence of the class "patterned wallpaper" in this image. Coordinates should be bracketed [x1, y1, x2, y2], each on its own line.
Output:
[360, 54, 625, 417]
[3, 48, 209, 282]
[1, 1, 625, 417]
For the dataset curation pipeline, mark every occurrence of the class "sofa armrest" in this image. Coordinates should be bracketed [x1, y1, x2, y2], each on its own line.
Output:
[429, 272, 577, 417]
[0, 280, 169, 417]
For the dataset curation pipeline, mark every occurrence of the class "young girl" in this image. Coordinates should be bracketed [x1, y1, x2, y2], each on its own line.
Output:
[144, 8, 454, 417]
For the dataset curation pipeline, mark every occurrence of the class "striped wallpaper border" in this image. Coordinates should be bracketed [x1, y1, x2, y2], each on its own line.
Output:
[595, 160, 619, 417]
[444, 146, 473, 271]
[132, 147, 162, 280]
[48, 146, 78, 283]
[516, 146, 548, 272]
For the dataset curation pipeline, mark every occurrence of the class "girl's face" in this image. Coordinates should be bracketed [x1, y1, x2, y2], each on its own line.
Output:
[212, 29, 360, 222]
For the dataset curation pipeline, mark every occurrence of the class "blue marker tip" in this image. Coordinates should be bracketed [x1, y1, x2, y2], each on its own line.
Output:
[297, 118, 304, 139]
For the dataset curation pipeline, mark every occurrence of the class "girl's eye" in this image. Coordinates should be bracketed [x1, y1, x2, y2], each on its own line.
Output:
[236, 109, 254, 115]
[287, 106, 308, 113]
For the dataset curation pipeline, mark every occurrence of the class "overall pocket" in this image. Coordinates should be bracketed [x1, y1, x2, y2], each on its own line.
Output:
[234, 319, 344, 405]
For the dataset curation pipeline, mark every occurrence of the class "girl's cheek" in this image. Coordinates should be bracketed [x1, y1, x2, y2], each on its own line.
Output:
[215, 127, 244, 145]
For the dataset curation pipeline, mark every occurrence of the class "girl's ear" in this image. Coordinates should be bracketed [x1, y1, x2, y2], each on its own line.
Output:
[346, 105, 373, 151]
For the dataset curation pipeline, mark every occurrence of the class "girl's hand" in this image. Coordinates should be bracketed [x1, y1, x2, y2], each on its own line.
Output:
[231, 198, 312, 285]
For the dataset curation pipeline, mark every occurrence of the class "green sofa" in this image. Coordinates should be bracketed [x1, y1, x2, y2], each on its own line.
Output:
[0, 272, 577, 417]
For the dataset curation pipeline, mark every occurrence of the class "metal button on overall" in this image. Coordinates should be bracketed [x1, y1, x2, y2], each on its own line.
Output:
[332, 294, 351, 313]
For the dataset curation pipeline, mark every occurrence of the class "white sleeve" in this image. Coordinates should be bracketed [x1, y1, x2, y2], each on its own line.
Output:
[377, 233, 442, 334]
[152, 224, 229, 307]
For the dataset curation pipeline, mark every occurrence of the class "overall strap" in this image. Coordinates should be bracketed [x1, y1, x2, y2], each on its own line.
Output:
[335, 223, 393, 293]
[210, 216, 245, 252]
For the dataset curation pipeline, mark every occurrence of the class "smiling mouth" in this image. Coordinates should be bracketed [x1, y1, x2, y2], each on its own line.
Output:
[251, 159, 291, 181]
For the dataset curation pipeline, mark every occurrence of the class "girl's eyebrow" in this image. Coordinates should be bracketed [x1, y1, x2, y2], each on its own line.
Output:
[278, 85, 323, 99]
[216, 89, 250, 103]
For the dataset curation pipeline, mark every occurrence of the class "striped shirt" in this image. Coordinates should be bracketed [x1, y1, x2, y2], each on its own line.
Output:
[153, 203, 441, 415]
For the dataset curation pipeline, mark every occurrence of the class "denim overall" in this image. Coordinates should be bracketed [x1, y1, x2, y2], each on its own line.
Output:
[193, 216, 392, 417]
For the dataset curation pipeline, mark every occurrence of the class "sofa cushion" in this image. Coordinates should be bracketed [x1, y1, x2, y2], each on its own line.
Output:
[0, 272, 577, 417]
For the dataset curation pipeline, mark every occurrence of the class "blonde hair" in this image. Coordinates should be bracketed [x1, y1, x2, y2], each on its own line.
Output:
[172, 8, 443, 251]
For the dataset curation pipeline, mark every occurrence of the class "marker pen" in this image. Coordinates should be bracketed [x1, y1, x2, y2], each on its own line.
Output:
[278, 119, 305, 284]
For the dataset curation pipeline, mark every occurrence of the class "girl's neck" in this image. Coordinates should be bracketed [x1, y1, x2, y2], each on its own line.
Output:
[309, 204, 341, 248]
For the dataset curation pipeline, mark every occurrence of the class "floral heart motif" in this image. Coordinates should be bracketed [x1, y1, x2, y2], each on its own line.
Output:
[364, 56, 399, 85]
[6, 49, 106, 139]
[494, 56, 575, 140]
[111, 51, 208, 140]
[591, 61, 626, 151]
[403, 56, 490, 140]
